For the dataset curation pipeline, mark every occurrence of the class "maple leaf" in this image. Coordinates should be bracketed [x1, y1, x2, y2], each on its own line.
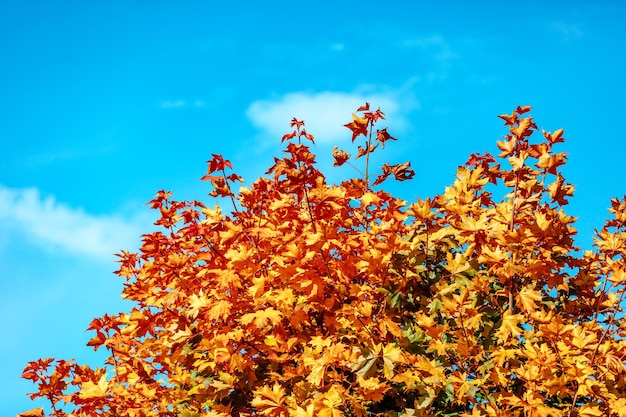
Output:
[517, 285, 543, 313]
[319, 386, 344, 417]
[344, 113, 369, 141]
[380, 343, 404, 380]
[571, 326, 598, 350]
[372, 172, 390, 186]
[375, 127, 397, 148]
[390, 161, 415, 181]
[543, 127, 565, 144]
[204, 154, 232, 175]
[356, 376, 390, 402]
[187, 291, 210, 318]
[512, 115, 536, 139]
[547, 173, 574, 205]
[577, 405, 604, 417]
[496, 136, 517, 157]
[240, 307, 283, 329]
[495, 310, 524, 344]
[361, 192, 381, 207]
[290, 117, 305, 130]
[536, 151, 567, 175]
[498, 112, 517, 126]
[78, 373, 108, 399]
[356, 143, 378, 158]
[300, 129, 315, 143]
[18, 409, 45, 417]
[208, 299, 232, 321]
[332, 146, 351, 167]
[357, 102, 370, 112]
[291, 404, 316, 417]
[251, 383, 287, 415]
[450, 372, 481, 402]
[282, 130, 297, 143]
[146, 189, 172, 208]
[363, 107, 385, 124]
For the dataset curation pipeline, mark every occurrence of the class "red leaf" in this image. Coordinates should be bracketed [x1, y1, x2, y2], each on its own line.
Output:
[282, 131, 297, 143]
[390, 161, 415, 181]
[332, 146, 351, 167]
[300, 129, 315, 143]
[375, 127, 397, 148]
[372, 172, 390, 186]
[205, 154, 232, 174]
[356, 102, 370, 112]
[290, 117, 304, 130]
[356, 143, 378, 159]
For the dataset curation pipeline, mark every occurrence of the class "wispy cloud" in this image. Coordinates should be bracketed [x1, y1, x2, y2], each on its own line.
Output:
[160, 100, 205, 109]
[552, 21, 584, 40]
[246, 87, 418, 145]
[0, 185, 144, 262]
[402, 35, 458, 63]
[400, 35, 459, 83]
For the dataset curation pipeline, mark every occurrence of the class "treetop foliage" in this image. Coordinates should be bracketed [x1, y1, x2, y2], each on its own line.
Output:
[20, 104, 626, 417]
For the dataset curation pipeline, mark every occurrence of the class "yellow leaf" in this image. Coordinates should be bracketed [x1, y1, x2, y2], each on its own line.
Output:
[251, 383, 287, 415]
[534, 210, 552, 231]
[444, 252, 472, 276]
[578, 404, 604, 417]
[302, 345, 329, 386]
[319, 386, 344, 417]
[357, 376, 390, 402]
[291, 404, 315, 417]
[449, 372, 479, 401]
[264, 335, 278, 347]
[79, 373, 108, 399]
[240, 307, 283, 329]
[608, 397, 626, 417]
[361, 192, 380, 207]
[187, 291, 210, 319]
[381, 343, 404, 380]
[18, 409, 44, 417]
[495, 310, 524, 344]
[307, 363, 325, 386]
[571, 325, 597, 350]
[517, 285, 543, 313]
[208, 299, 232, 321]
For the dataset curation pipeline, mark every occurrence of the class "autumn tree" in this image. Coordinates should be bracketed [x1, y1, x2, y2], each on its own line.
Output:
[20, 105, 626, 417]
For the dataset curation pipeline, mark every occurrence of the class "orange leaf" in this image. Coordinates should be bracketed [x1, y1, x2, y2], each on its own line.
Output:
[282, 130, 297, 142]
[18, 410, 44, 417]
[240, 307, 283, 329]
[290, 117, 304, 130]
[344, 113, 369, 141]
[332, 146, 351, 167]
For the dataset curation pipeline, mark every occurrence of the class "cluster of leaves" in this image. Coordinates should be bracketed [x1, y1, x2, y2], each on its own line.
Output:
[20, 105, 626, 417]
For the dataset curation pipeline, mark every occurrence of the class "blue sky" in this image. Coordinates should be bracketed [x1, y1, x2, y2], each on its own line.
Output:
[2, 0, 625, 413]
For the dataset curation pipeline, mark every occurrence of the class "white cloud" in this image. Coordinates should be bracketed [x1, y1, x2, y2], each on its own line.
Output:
[246, 88, 418, 144]
[0, 185, 143, 262]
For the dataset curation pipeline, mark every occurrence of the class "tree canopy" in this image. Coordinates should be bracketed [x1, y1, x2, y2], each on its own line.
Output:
[20, 105, 626, 417]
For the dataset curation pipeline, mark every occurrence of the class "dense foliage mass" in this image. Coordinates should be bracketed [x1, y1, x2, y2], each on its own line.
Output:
[20, 105, 626, 417]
